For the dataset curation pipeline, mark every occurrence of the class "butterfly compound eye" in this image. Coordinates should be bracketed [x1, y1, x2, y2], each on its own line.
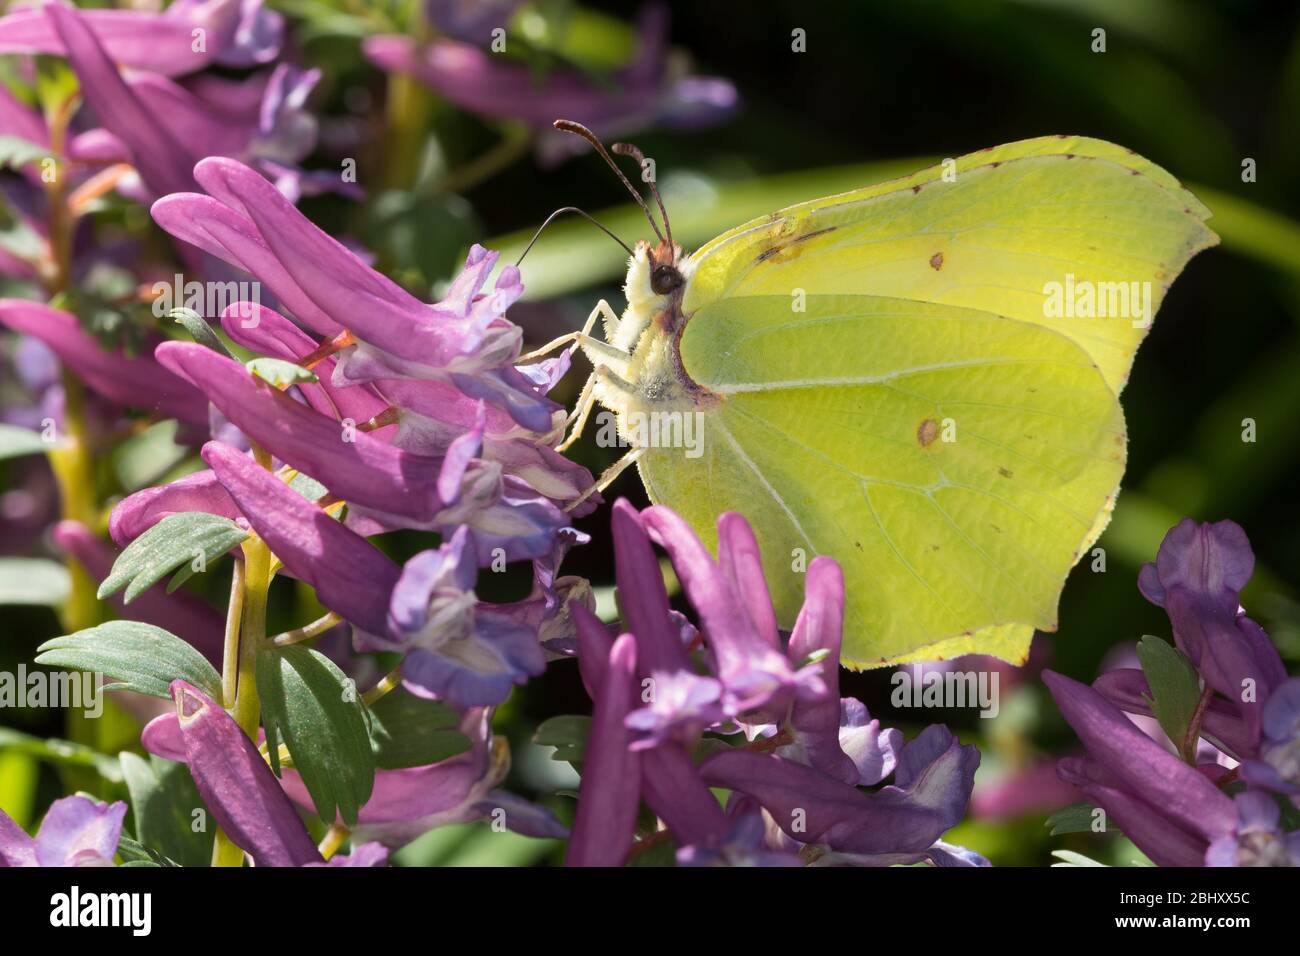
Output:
[651, 264, 684, 296]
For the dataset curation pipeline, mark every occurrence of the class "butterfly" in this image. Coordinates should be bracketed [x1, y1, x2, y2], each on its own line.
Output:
[526, 123, 1216, 668]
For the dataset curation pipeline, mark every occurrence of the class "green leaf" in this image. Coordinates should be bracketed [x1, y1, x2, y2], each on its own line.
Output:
[246, 357, 317, 387]
[0, 422, 52, 460]
[1050, 849, 1110, 867]
[111, 420, 188, 492]
[0, 134, 49, 171]
[257, 645, 375, 825]
[119, 753, 213, 868]
[98, 511, 247, 603]
[1044, 802, 1120, 837]
[1135, 634, 1202, 759]
[533, 715, 590, 765]
[366, 688, 470, 769]
[0, 727, 123, 783]
[170, 307, 233, 359]
[115, 834, 182, 868]
[35, 621, 222, 700]
[1186, 183, 1300, 281]
[288, 471, 328, 502]
[0, 557, 70, 606]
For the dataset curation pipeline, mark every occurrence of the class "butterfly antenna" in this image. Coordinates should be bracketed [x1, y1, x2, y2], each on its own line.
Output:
[612, 141, 672, 251]
[553, 119, 665, 244]
[515, 206, 633, 266]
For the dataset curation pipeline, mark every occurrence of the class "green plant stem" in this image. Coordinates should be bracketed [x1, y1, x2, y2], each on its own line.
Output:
[361, 667, 402, 707]
[382, 69, 434, 191]
[41, 93, 118, 779]
[42, 97, 97, 636]
[45, 378, 98, 634]
[211, 537, 271, 868]
[211, 558, 249, 868]
[267, 611, 340, 648]
[1182, 684, 1215, 764]
[221, 559, 246, 710]
[438, 124, 531, 195]
[233, 536, 270, 740]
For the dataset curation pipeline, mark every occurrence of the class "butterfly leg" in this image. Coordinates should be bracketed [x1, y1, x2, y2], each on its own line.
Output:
[518, 299, 620, 363]
[565, 445, 647, 512]
[556, 372, 597, 452]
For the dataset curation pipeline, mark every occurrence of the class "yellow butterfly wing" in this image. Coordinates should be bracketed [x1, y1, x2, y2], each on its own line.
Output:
[682, 135, 1217, 395]
[636, 137, 1215, 666]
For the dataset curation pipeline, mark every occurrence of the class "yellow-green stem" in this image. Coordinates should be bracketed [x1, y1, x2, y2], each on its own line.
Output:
[211, 538, 270, 868]
[382, 70, 434, 190]
[233, 537, 270, 740]
[42, 94, 114, 774]
[211, 557, 249, 868]
[45, 379, 98, 634]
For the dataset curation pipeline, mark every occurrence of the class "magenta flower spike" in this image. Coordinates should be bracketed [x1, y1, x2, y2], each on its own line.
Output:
[0, 299, 209, 427]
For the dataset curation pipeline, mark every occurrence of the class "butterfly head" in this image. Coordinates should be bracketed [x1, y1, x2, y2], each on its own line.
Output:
[624, 238, 689, 320]
[649, 239, 685, 296]
[554, 119, 683, 295]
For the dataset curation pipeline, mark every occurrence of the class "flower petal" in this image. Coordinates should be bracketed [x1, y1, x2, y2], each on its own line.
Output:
[169, 679, 322, 866]
[567, 633, 641, 866]
[158, 342, 445, 526]
[1043, 670, 1235, 843]
[203, 441, 399, 636]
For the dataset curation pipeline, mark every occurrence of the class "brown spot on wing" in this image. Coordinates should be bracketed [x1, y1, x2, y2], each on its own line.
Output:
[929, 252, 944, 270]
[754, 226, 837, 264]
[917, 418, 940, 447]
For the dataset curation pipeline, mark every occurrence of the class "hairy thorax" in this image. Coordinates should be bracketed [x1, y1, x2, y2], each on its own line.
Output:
[584, 242, 720, 446]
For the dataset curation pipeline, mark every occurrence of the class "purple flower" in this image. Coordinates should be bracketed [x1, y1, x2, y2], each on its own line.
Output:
[700, 725, 981, 866]
[153, 159, 563, 433]
[624, 669, 725, 749]
[1045, 669, 1237, 866]
[567, 632, 641, 866]
[215, 300, 595, 514]
[0, 299, 209, 428]
[1093, 665, 1255, 761]
[565, 500, 982, 867]
[1047, 519, 1300, 866]
[159, 342, 456, 530]
[425, 0, 523, 44]
[372, 525, 546, 708]
[0, 795, 126, 867]
[1205, 792, 1300, 867]
[37, 4, 334, 201]
[0, 0, 283, 76]
[1138, 519, 1288, 747]
[195, 442, 577, 708]
[1242, 678, 1300, 796]
[676, 797, 802, 867]
[109, 469, 242, 548]
[158, 681, 387, 866]
[201, 440, 401, 638]
[277, 706, 566, 848]
[364, 5, 737, 163]
[638, 505, 824, 719]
